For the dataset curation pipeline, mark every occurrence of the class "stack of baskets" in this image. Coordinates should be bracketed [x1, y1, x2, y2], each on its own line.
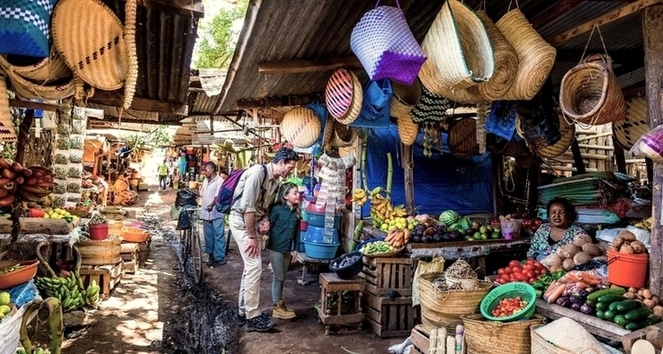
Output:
[461, 313, 545, 354]
[418, 273, 492, 334]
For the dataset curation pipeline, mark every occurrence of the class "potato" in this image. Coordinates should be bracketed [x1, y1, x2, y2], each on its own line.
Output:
[561, 244, 581, 259]
[581, 243, 602, 257]
[653, 296, 660, 305]
[631, 240, 647, 254]
[629, 287, 638, 294]
[550, 264, 563, 273]
[573, 234, 592, 247]
[620, 244, 634, 254]
[612, 236, 624, 249]
[644, 299, 656, 308]
[654, 305, 663, 317]
[563, 258, 576, 271]
[624, 292, 636, 299]
[644, 289, 653, 300]
[573, 252, 591, 266]
[618, 230, 637, 242]
[541, 254, 562, 269]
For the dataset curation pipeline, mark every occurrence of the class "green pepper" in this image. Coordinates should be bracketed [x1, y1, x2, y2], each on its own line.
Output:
[534, 289, 543, 298]
[540, 274, 552, 283]
[532, 280, 546, 290]
[552, 270, 565, 280]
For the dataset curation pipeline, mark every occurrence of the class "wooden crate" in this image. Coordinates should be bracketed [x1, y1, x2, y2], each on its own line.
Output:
[363, 290, 417, 338]
[120, 243, 139, 274]
[317, 273, 364, 335]
[79, 260, 123, 300]
[124, 236, 151, 266]
[358, 256, 413, 296]
[410, 325, 430, 354]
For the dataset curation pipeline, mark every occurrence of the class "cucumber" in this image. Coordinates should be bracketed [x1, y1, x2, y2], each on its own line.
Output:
[603, 310, 616, 321]
[614, 314, 629, 327]
[598, 294, 627, 304]
[625, 306, 653, 321]
[615, 300, 643, 313]
[624, 316, 663, 331]
[587, 287, 626, 302]
[608, 301, 623, 312]
[596, 310, 605, 320]
[596, 302, 608, 311]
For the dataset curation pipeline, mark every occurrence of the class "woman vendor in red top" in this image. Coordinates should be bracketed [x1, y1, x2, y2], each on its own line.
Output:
[527, 197, 589, 260]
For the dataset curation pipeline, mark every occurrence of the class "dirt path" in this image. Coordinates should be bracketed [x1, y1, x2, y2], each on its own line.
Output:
[62, 186, 406, 354]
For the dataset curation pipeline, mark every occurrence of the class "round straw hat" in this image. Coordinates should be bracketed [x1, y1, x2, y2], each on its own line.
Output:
[448, 117, 479, 157]
[325, 68, 355, 120]
[496, 9, 556, 101]
[397, 115, 419, 146]
[336, 71, 363, 125]
[279, 106, 322, 148]
[390, 79, 422, 118]
[330, 120, 358, 147]
[533, 113, 575, 159]
[0, 50, 71, 83]
[52, 0, 128, 90]
[614, 96, 649, 149]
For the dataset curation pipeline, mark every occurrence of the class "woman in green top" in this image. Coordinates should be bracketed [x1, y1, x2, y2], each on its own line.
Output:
[267, 182, 301, 320]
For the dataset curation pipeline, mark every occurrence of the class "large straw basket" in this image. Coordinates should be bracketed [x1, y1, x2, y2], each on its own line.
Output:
[0, 50, 71, 83]
[532, 113, 575, 159]
[614, 96, 649, 149]
[52, 0, 128, 90]
[560, 54, 627, 126]
[462, 313, 546, 354]
[419, 0, 494, 96]
[77, 238, 122, 266]
[280, 106, 322, 148]
[418, 273, 493, 333]
[448, 117, 479, 157]
[397, 115, 419, 146]
[390, 79, 422, 118]
[496, 9, 556, 101]
[0, 56, 74, 100]
[530, 324, 610, 354]
[330, 121, 358, 147]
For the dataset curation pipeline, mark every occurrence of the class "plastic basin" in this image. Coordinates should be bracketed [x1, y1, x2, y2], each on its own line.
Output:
[330, 251, 363, 279]
[480, 282, 536, 322]
[303, 240, 339, 260]
[304, 225, 339, 244]
[122, 227, 150, 243]
[0, 260, 39, 290]
[306, 211, 341, 228]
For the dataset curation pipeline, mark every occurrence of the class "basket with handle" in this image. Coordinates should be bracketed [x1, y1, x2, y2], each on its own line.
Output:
[531, 112, 575, 159]
[397, 115, 419, 146]
[350, 0, 426, 85]
[419, 0, 494, 97]
[390, 78, 421, 118]
[462, 313, 546, 354]
[448, 117, 480, 157]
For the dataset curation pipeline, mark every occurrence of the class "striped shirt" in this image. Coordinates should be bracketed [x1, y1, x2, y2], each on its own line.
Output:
[199, 174, 223, 221]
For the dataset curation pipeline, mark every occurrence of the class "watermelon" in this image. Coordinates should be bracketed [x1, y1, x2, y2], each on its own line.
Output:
[458, 216, 471, 231]
[439, 210, 460, 226]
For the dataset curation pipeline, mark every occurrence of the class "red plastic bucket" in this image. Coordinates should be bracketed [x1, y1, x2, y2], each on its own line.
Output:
[300, 220, 308, 232]
[89, 223, 109, 241]
[607, 249, 648, 288]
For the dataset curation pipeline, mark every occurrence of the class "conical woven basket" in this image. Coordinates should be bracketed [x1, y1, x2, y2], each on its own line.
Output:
[462, 313, 545, 354]
[560, 54, 627, 126]
[533, 113, 575, 159]
[279, 106, 322, 148]
[390, 79, 421, 118]
[496, 9, 556, 101]
[397, 115, 419, 146]
[52, 0, 128, 90]
[419, 0, 494, 96]
[0, 50, 71, 83]
[448, 117, 480, 157]
[613, 96, 649, 149]
[336, 71, 363, 125]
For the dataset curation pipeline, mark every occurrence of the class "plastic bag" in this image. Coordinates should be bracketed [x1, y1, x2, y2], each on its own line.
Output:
[176, 211, 191, 230]
[8, 280, 39, 307]
[175, 189, 197, 208]
[631, 125, 663, 162]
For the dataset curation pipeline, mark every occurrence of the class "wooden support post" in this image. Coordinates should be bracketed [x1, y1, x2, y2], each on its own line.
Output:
[613, 136, 627, 174]
[643, 5, 663, 297]
[402, 144, 414, 214]
[570, 138, 586, 175]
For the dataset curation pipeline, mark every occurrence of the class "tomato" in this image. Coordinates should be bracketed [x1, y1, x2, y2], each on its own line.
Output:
[524, 263, 535, 271]
[497, 268, 505, 275]
[495, 277, 506, 284]
[511, 266, 522, 274]
[509, 260, 520, 267]
[528, 277, 537, 284]
[503, 267, 512, 274]
[534, 269, 541, 275]
[533, 262, 544, 270]
[540, 268, 548, 275]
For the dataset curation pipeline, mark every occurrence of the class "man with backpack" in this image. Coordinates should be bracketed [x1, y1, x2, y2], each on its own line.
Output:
[228, 147, 299, 333]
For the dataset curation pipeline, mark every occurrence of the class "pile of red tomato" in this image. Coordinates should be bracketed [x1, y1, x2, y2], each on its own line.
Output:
[491, 296, 529, 318]
[494, 259, 547, 285]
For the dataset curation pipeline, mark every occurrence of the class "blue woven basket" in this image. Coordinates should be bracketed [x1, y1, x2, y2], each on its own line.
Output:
[0, 0, 56, 57]
[351, 3, 426, 86]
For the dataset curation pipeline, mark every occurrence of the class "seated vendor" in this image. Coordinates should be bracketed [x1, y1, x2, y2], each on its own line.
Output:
[527, 197, 589, 260]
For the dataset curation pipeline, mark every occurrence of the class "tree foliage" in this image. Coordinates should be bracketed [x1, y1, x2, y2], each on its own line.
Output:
[125, 126, 171, 151]
[194, 0, 249, 69]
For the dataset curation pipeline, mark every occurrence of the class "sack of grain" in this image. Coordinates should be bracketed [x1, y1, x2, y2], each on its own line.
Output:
[530, 318, 611, 354]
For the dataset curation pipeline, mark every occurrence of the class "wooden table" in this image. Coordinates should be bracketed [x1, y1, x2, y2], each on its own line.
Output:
[535, 299, 630, 342]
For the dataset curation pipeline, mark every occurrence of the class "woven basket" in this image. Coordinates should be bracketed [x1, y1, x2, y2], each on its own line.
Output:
[448, 117, 480, 157]
[326, 68, 355, 120]
[0, 76, 18, 143]
[397, 115, 419, 146]
[0, 50, 71, 83]
[336, 71, 363, 125]
[330, 121, 358, 147]
[0, 58, 74, 100]
[613, 96, 649, 149]
[280, 106, 322, 148]
[410, 84, 452, 123]
[390, 79, 422, 118]
[532, 113, 575, 159]
[419, 0, 494, 96]
[560, 54, 627, 126]
[321, 113, 335, 149]
[418, 273, 492, 333]
[52, 0, 128, 90]
[496, 9, 556, 101]
[462, 313, 546, 354]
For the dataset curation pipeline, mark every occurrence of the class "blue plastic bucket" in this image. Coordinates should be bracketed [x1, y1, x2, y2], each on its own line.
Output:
[305, 225, 339, 244]
[306, 211, 342, 228]
[304, 241, 340, 259]
[298, 231, 307, 253]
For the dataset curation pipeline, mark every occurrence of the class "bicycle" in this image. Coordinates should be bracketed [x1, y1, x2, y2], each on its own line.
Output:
[179, 206, 204, 284]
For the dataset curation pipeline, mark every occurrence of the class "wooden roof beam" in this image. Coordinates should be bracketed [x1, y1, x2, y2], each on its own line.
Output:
[257, 56, 361, 75]
[530, 0, 584, 29]
[88, 90, 189, 116]
[237, 94, 325, 109]
[138, 0, 204, 18]
[550, 0, 663, 46]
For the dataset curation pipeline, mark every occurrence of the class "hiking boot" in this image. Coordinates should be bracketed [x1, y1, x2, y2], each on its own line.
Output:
[209, 259, 227, 267]
[246, 316, 275, 332]
[236, 313, 246, 327]
[271, 299, 295, 319]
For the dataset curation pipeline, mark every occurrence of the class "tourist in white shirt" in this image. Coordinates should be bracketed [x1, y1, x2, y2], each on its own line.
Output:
[200, 161, 226, 266]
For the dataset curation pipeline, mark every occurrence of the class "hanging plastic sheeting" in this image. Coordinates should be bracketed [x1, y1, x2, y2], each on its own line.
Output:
[362, 124, 493, 216]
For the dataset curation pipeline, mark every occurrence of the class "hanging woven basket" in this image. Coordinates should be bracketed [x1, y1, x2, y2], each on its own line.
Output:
[448, 117, 480, 157]
[532, 113, 575, 159]
[0, 57, 74, 100]
[0, 50, 71, 83]
[496, 9, 556, 101]
[279, 106, 322, 148]
[390, 79, 422, 118]
[613, 96, 649, 149]
[397, 115, 419, 146]
[329, 120, 358, 147]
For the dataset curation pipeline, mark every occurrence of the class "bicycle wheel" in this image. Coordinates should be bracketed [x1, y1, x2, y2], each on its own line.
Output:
[190, 223, 204, 284]
[180, 229, 191, 265]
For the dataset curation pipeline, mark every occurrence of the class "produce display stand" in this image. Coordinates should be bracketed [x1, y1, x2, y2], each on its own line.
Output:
[535, 299, 630, 342]
[79, 260, 123, 300]
[120, 242, 139, 274]
[358, 256, 413, 296]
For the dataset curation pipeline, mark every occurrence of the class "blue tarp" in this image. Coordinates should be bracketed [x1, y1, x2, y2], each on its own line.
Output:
[361, 124, 493, 216]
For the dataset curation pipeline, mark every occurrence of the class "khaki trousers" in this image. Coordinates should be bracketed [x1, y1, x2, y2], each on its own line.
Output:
[229, 212, 263, 319]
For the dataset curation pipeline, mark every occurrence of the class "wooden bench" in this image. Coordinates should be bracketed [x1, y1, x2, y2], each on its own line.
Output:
[79, 261, 123, 300]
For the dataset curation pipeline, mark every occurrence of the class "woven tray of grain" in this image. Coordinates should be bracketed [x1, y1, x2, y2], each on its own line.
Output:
[462, 313, 545, 354]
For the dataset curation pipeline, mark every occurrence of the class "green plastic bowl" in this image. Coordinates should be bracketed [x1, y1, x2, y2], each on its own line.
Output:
[480, 282, 537, 322]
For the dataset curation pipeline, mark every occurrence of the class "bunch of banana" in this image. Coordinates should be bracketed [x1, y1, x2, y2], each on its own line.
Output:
[86, 280, 101, 308]
[34, 272, 85, 312]
[385, 227, 410, 248]
[634, 216, 654, 231]
[351, 188, 368, 206]
[368, 186, 409, 228]
[16, 166, 57, 204]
